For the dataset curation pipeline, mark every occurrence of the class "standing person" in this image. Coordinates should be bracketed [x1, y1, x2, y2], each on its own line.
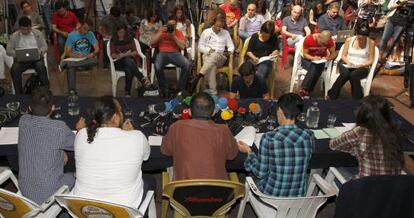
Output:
[238, 93, 314, 196]
[38, 0, 53, 38]
[246, 21, 279, 81]
[298, 30, 336, 98]
[195, 13, 234, 95]
[6, 17, 49, 94]
[51, 1, 80, 59]
[161, 92, 239, 180]
[330, 95, 414, 178]
[281, 5, 311, 49]
[151, 16, 190, 96]
[18, 87, 79, 204]
[238, 3, 266, 40]
[378, 0, 408, 62]
[110, 24, 151, 97]
[327, 25, 375, 100]
[68, 0, 86, 20]
[13, 1, 45, 33]
[73, 96, 153, 208]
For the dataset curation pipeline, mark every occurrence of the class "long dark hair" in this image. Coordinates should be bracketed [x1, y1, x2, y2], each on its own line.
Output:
[112, 23, 133, 43]
[356, 96, 403, 167]
[174, 5, 187, 23]
[87, 96, 117, 143]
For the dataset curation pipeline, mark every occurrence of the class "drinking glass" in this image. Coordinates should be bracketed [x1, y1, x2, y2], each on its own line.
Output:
[327, 114, 337, 128]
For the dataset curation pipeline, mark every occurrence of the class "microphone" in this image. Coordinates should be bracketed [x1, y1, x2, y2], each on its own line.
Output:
[220, 109, 234, 121]
[148, 102, 166, 114]
[228, 98, 238, 111]
[183, 96, 192, 106]
[181, 108, 190, 119]
[237, 107, 247, 115]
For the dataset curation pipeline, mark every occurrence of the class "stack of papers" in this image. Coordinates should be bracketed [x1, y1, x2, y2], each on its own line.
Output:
[311, 123, 356, 139]
[0, 127, 19, 145]
[148, 136, 163, 146]
[235, 126, 256, 147]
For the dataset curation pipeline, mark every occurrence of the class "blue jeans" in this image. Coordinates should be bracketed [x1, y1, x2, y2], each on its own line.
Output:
[379, 21, 404, 52]
[65, 58, 98, 92]
[40, 4, 53, 37]
[57, 34, 67, 58]
[155, 52, 190, 91]
[256, 60, 273, 82]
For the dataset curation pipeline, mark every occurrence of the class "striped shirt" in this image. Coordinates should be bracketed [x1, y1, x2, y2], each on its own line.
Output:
[18, 115, 75, 204]
[330, 126, 402, 178]
[244, 125, 314, 197]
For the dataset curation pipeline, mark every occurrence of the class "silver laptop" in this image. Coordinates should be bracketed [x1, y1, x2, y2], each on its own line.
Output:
[15, 48, 40, 62]
[336, 30, 355, 43]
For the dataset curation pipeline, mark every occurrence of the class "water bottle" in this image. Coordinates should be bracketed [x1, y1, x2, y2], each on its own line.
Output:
[67, 90, 80, 116]
[306, 102, 320, 128]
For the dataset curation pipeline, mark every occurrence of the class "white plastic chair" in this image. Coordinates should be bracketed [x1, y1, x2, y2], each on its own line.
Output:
[237, 174, 336, 218]
[107, 38, 148, 96]
[187, 24, 196, 61]
[289, 39, 333, 94]
[324, 167, 348, 195]
[56, 191, 157, 218]
[11, 53, 49, 94]
[0, 167, 69, 218]
[326, 43, 379, 98]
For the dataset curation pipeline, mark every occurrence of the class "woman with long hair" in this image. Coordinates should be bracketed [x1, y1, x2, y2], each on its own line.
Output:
[330, 95, 414, 178]
[72, 96, 153, 208]
[139, 9, 162, 51]
[110, 23, 151, 97]
[174, 5, 192, 41]
[308, 1, 325, 31]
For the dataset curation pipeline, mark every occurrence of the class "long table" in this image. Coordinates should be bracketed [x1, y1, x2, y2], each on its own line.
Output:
[1, 95, 413, 172]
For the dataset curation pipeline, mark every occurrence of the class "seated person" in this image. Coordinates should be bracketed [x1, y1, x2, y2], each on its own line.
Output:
[238, 3, 266, 40]
[299, 30, 336, 98]
[238, 93, 314, 196]
[139, 9, 162, 52]
[246, 21, 279, 81]
[52, 1, 79, 58]
[0, 45, 13, 81]
[18, 87, 77, 204]
[308, 1, 326, 31]
[13, 0, 45, 33]
[327, 25, 375, 100]
[330, 95, 414, 178]
[62, 18, 99, 93]
[99, 6, 128, 68]
[73, 96, 152, 208]
[174, 5, 192, 41]
[110, 24, 150, 97]
[219, 0, 241, 30]
[230, 61, 269, 99]
[196, 13, 234, 95]
[6, 17, 49, 94]
[281, 5, 311, 48]
[151, 16, 190, 96]
[317, 2, 346, 36]
[161, 92, 239, 180]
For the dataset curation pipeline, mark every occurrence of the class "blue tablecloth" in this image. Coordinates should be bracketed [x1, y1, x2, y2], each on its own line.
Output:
[1, 95, 413, 172]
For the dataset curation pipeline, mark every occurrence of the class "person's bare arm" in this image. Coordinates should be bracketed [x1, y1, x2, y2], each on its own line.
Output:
[309, 9, 317, 26]
[304, 26, 311, 36]
[303, 47, 320, 61]
[325, 46, 337, 60]
[340, 38, 352, 65]
[150, 26, 164, 45]
[281, 26, 296, 38]
[246, 51, 259, 63]
[52, 24, 68, 37]
[172, 32, 186, 50]
[403, 154, 414, 175]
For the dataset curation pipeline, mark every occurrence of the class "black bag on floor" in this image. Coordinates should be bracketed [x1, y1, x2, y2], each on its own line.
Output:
[24, 74, 43, 95]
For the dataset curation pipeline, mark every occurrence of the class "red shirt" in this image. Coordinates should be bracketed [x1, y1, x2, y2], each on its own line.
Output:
[303, 34, 334, 57]
[158, 29, 184, 52]
[52, 11, 79, 33]
[220, 3, 241, 27]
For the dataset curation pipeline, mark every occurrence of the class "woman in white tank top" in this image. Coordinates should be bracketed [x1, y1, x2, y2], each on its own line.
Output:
[327, 25, 375, 99]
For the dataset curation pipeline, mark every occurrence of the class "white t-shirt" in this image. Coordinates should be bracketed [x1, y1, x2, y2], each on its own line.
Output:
[72, 128, 150, 208]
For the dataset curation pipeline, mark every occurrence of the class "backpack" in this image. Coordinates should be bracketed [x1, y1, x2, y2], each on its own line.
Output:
[24, 74, 43, 95]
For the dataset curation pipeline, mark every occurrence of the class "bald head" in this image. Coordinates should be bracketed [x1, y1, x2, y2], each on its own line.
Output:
[291, 5, 302, 20]
[246, 3, 256, 18]
[319, 30, 332, 45]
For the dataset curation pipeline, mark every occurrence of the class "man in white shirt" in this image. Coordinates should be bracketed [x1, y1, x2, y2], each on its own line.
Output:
[73, 96, 152, 208]
[238, 3, 266, 40]
[194, 14, 234, 95]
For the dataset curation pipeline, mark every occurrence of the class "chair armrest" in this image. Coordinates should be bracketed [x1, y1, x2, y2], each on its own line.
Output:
[0, 167, 19, 190]
[312, 174, 336, 196]
[245, 177, 262, 196]
[327, 167, 347, 184]
[40, 185, 69, 211]
[138, 190, 155, 216]
[229, 172, 239, 183]
[162, 171, 169, 190]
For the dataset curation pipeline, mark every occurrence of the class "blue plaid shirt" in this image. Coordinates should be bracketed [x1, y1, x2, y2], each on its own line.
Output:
[244, 124, 314, 197]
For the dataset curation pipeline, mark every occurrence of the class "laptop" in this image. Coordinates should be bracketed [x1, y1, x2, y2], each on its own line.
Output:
[335, 30, 355, 43]
[15, 48, 40, 62]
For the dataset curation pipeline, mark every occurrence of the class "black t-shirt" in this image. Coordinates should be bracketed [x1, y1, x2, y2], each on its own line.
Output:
[247, 33, 279, 58]
[230, 75, 268, 99]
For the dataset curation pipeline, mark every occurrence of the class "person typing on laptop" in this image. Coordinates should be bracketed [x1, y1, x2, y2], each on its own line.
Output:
[6, 16, 48, 94]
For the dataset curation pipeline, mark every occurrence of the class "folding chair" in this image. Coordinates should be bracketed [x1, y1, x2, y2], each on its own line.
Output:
[56, 191, 157, 218]
[161, 177, 245, 218]
[0, 167, 69, 218]
[289, 38, 333, 94]
[237, 174, 336, 218]
[326, 43, 379, 98]
[107, 38, 148, 96]
[10, 53, 49, 94]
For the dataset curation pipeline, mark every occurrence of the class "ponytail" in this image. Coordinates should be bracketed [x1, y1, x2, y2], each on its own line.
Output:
[86, 96, 117, 143]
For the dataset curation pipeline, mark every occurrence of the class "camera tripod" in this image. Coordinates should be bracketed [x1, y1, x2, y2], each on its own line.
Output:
[374, 18, 414, 108]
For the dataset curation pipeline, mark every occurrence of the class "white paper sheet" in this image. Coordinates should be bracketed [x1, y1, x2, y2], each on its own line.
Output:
[148, 136, 163, 146]
[342, 123, 356, 131]
[254, 133, 264, 149]
[258, 55, 276, 64]
[63, 57, 87, 62]
[0, 127, 19, 145]
[311, 129, 330, 139]
[312, 59, 327, 64]
[322, 128, 341, 138]
[235, 126, 256, 147]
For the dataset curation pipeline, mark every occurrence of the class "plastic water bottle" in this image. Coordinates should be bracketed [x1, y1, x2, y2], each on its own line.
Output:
[306, 102, 320, 128]
[67, 90, 80, 116]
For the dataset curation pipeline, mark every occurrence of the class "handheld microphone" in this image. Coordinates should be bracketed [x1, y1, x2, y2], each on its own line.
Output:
[183, 96, 192, 106]
[228, 98, 238, 111]
[249, 103, 261, 115]
[217, 97, 228, 110]
[181, 108, 190, 119]
[220, 109, 234, 121]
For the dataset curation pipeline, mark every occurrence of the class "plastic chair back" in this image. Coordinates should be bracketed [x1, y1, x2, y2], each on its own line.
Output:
[0, 189, 40, 218]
